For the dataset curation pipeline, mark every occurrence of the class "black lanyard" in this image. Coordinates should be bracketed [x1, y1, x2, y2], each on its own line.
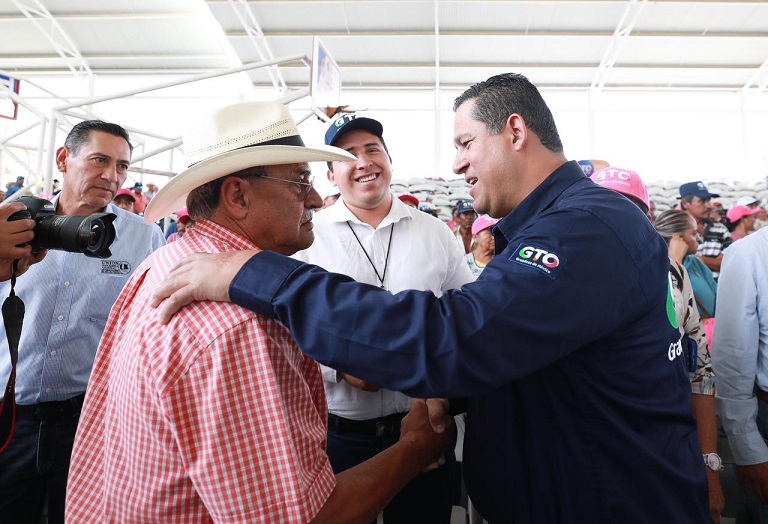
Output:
[0, 261, 25, 453]
[346, 222, 395, 289]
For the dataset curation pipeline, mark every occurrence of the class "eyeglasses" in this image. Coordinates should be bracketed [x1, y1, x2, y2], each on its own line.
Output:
[255, 174, 315, 196]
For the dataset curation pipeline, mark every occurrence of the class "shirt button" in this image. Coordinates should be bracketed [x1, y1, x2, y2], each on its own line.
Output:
[64, 281, 70, 287]
[50, 350, 57, 356]
[58, 315, 64, 321]
[45, 388, 51, 393]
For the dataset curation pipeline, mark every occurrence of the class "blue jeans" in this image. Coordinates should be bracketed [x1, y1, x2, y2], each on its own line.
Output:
[0, 412, 79, 524]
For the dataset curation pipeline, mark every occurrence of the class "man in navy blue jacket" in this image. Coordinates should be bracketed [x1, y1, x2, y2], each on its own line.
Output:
[152, 73, 709, 522]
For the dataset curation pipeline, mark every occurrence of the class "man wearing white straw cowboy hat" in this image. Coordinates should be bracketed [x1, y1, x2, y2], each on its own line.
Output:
[66, 101, 456, 523]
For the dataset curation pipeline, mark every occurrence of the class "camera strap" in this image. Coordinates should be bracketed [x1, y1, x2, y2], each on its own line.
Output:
[0, 261, 25, 454]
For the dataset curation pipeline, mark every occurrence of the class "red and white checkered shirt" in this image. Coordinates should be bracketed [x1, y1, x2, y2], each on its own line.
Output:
[66, 220, 335, 523]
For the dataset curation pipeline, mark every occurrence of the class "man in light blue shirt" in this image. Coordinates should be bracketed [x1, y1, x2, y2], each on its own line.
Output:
[0, 120, 165, 524]
[713, 225, 768, 522]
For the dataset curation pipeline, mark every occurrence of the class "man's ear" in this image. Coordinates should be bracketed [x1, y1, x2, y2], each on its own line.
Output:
[218, 176, 251, 220]
[505, 113, 527, 151]
[327, 169, 337, 187]
[55, 147, 69, 173]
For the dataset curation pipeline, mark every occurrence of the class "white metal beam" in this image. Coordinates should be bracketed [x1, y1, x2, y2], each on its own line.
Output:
[10, 0, 92, 81]
[224, 29, 768, 39]
[742, 57, 768, 94]
[433, 0, 442, 176]
[225, 0, 287, 91]
[0, 12, 200, 21]
[590, 0, 648, 93]
[40, 54, 308, 182]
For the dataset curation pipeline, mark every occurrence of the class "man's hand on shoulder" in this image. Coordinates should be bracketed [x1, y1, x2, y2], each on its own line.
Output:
[737, 462, 768, 506]
[150, 249, 260, 323]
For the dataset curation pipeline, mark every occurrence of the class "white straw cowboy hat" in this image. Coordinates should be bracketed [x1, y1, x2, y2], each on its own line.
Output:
[144, 101, 355, 222]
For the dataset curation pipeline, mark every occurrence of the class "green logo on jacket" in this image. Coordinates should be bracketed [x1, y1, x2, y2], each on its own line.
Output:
[666, 274, 679, 329]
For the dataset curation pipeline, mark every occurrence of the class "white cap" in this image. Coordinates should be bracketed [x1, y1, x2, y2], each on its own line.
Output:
[736, 196, 761, 207]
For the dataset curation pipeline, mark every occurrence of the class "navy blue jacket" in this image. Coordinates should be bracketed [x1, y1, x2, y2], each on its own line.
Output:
[231, 161, 708, 522]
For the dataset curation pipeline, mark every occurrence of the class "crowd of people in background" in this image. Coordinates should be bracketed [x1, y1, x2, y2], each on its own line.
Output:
[2, 71, 768, 523]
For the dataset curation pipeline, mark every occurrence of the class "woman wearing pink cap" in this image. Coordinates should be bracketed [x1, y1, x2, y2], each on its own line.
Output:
[166, 207, 194, 243]
[725, 204, 760, 241]
[465, 215, 497, 278]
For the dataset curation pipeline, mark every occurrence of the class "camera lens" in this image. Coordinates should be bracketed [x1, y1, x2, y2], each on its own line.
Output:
[7, 196, 117, 259]
[35, 213, 117, 258]
[83, 216, 116, 257]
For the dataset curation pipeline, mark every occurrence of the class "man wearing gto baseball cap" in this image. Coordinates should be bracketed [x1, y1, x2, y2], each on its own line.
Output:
[295, 112, 473, 523]
[453, 199, 478, 253]
[66, 101, 456, 523]
[679, 180, 732, 279]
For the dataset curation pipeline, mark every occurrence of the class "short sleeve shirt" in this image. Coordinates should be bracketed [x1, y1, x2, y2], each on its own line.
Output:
[66, 221, 335, 523]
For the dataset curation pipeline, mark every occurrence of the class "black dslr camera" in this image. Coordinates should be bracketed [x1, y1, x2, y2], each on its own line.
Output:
[8, 196, 117, 259]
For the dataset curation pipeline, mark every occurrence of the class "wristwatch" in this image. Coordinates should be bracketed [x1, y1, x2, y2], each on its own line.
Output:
[703, 453, 724, 472]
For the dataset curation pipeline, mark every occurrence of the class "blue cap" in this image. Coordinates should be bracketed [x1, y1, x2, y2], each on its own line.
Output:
[456, 200, 476, 215]
[325, 114, 383, 147]
[679, 181, 719, 200]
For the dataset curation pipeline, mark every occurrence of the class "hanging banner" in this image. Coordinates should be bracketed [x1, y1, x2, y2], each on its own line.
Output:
[0, 75, 20, 120]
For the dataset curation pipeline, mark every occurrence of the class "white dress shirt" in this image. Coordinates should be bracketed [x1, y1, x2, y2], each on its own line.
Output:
[294, 194, 474, 419]
[713, 227, 768, 465]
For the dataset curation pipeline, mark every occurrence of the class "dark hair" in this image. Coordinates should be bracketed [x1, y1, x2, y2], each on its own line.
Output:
[679, 195, 696, 209]
[654, 209, 694, 244]
[453, 73, 563, 153]
[64, 120, 133, 155]
[186, 166, 265, 221]
[327, 135, 390, 172]
[722, 216, 737, 232]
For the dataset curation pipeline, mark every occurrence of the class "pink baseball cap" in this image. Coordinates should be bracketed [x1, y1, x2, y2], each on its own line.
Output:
[472, 215, 498, 236]
[726, 205, 760, 223]
[590, 167, 650, 213]
[175, 207, 191, 224]
[114, 188, 136, 202]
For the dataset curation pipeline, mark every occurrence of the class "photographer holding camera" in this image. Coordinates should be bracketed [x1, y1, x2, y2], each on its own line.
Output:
[0, 120, 165, 524]
[0, 201, 47, 282]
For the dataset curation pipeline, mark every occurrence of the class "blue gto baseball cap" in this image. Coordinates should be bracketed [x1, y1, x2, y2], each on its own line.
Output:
[679, 181, 719, 200]
[456, 200, 476, 215]
[325, 114, 384, 147]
